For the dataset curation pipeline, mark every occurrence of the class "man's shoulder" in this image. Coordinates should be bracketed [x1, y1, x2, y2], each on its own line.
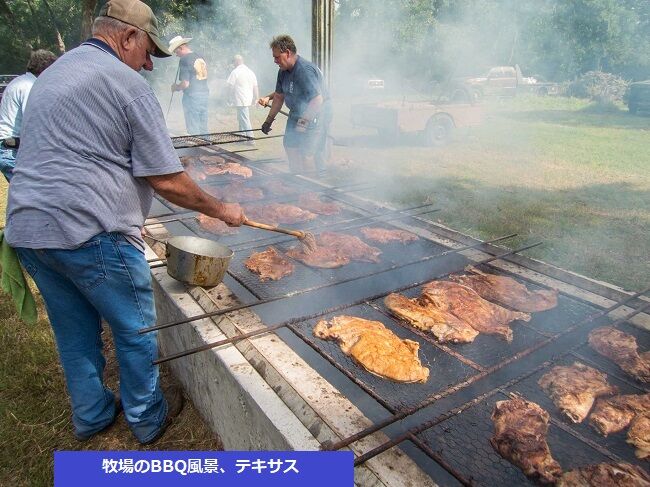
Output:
[4, 73, 35, 93]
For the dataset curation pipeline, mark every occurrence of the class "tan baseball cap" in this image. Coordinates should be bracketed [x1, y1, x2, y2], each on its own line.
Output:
[98, 0, 171, 57]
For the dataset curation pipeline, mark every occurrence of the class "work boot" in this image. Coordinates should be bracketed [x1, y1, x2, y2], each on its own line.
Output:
[141, 384, 185, 445]
[74, 395, 123, 442]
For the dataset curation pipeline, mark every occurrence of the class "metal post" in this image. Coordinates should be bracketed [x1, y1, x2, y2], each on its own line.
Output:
[312, 0, 333, 90]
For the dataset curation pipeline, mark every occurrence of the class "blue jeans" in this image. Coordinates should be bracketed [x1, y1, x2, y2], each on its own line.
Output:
[236, 106, 253, 134]
[0, 147, 16, 181]
[182, 92, 209, 135]
[15, 233, 167, 443]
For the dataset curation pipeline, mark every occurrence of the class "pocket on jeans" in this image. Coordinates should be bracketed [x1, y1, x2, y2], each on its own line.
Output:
[55, 240, 107, 291]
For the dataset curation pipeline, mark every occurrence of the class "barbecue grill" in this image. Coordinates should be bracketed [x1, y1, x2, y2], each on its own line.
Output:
[145, 139, 650, 486]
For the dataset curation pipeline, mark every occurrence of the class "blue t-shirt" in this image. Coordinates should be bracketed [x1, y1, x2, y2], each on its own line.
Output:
[179, 52, 209, 97]
[275, 56, 331, 120]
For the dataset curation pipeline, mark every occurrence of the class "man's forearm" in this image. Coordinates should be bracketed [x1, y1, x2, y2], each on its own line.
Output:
[267, 93, 284, 119]
[146, 172, 226, 218]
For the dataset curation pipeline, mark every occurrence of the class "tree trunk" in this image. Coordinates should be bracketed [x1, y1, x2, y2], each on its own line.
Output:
[41, 0, 66, 53]
[80, 0, 98, 42]
[0, 0, 34, 49]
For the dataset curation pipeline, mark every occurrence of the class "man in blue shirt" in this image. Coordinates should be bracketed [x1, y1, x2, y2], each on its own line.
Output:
[258, 35, 332, 175]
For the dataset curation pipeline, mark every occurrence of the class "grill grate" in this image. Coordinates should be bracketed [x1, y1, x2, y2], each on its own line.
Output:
[171, 132, 253, 149]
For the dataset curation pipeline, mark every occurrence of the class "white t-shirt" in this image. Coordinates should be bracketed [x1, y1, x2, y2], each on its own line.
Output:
[226, 64, 258, 107]
[0, 72, 36, 139]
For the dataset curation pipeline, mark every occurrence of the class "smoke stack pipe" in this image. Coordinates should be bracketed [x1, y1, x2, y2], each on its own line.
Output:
[312, 0, 333, 90]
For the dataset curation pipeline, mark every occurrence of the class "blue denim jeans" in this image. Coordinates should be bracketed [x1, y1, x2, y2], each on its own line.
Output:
[0, 147, 16, 181]
[15, 233, 167, 443]
[182, 92, 209, 135]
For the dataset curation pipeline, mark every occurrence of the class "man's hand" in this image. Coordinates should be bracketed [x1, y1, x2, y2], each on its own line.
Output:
[217, 203, 246, 227]
[261, 117, 274, 135]
[257, 96, 271, 108]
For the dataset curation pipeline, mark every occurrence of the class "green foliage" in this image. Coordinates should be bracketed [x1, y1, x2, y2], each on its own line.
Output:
[567, 70, 630, 103]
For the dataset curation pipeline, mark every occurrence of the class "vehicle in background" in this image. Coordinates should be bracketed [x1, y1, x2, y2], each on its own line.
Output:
[627, 80, 650, 115]
[0, 74, 18, 101]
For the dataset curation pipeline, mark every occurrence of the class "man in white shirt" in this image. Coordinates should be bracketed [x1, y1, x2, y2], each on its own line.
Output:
[226, 55, 259, 143]
[0, 50, 57, 180]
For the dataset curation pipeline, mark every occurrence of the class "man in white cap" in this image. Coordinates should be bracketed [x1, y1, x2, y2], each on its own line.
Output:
[5, 0, 245, 444]
[226, 54, 259, 143]
[169, 35, 209, 135]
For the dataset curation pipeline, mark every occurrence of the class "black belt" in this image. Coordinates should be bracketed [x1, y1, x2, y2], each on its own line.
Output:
[2, 137, 19, 149]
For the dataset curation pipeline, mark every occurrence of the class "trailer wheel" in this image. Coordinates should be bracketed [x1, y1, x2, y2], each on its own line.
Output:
[425, 114, 454, 147]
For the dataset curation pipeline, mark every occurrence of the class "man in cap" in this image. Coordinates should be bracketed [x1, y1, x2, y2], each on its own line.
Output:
[0, 49, 57, 181]
[258, 34, 332, 175]
[226, 54, 259, 144]
[170, 36, 209, 135]
[4, 0, 245, 444]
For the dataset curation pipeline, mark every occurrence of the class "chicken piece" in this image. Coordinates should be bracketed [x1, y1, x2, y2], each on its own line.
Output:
[313, 316, 429, 383]
[203, 162, 253, 178]
[628, 413, 650, 459]
[245, 247, 294, 281]
[384, 293, 478, 343]
[450, 266, 558, 312]
[196, 214, 237, 235]
[589, 327, 650, 383]
[244, 203, 317, 225]
[538, 362, 618, 423]
[297, 193, 341, 215]
[490, 398, 562, 484]
[206, 181, 264, 203]
[558, 462, 650, 487]
[590, 393, 650, 436]
[420, 281, 530, 342]
[360, 227, 419, 245]
[265, 180, 294, 196]
[318, 232, 382, 263]
[286, 245, 349, 268]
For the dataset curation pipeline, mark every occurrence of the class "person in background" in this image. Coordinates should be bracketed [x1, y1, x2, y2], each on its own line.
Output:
[226, 54, 259, 145]
[0, 50, 57, 181]
[169, 35, 209, 135]
[4, 0, 245, 444]
[258, 34, 332, 175]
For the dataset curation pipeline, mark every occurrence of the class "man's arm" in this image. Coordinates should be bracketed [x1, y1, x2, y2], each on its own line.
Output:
[171, 80, 190, 92]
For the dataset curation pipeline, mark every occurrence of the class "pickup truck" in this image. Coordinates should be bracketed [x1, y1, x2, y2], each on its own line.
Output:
[455, 65, 559, 101]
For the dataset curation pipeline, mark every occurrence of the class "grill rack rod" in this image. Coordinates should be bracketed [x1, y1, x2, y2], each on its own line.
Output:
[141, 232, 517, 334]
[152, 238, 535, 364]
[322, 284, 650, 454]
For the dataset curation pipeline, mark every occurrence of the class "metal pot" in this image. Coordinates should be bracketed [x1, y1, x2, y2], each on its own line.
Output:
[164, 236, 233, 287]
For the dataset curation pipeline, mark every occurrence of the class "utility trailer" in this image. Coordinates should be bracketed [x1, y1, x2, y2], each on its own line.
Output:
[351, 100, 482, 147]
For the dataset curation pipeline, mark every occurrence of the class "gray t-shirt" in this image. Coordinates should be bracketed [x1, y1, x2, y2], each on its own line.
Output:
[5, 41, 183, 250]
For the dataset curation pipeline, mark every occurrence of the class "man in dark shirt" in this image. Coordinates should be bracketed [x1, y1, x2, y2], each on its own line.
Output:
[258, 34, 331, 175]
[169, 35, 209, 135]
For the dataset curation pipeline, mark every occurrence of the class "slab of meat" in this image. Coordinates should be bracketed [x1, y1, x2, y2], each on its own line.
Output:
[196, 214, 238, 235]
[558, 462, 650, 487]
[203, 162, 252, 178]
[360, 227, 419, 245]
[198, 155, 226, 165]
[420, 281, 530, 342]
[318, 232, 381, 263]
[384, 293, 478, 343]
[590, 393, 650, 436]
[244, 203, 317, 225]
[589, 327, 650, 383]
[450, 266, 558, 312]
[297, 193, 341, 215]
[490, 398, 562, 484]
[313, 316, 429, 383]
[538, 362, 618, 423]
[206, 181, 264, 203]
[265, 180, 294, 196]
[245, 247, 294, 281]
[181, 156, 207, 181]
[286, 245, 349, 268]
[628, 413, 650, 459]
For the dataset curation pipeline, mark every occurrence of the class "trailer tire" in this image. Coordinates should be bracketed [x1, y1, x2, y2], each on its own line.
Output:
[425, 114, 454, 147]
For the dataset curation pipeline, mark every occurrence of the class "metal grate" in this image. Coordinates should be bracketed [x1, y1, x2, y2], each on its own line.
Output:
[171, 131, 253, 149]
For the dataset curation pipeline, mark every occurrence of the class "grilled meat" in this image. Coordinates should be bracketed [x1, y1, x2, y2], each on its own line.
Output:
[558, 462, 650, 487]
[538, 362, 618, 423]
[244, 203, 317, 225]
[265, 180, 294, 196]
[490, 398, 562, 484]
[206, 181, 264, 203]
[245, 247, 294, 281]
[420, 281, 530, 342]
[196, 214, 237, 235]
[318, 232, 382, 263]
[450, 266, 558, 312]
[286, 245, 350, 268]
[313, 316, 429, 383]
[588, 327, 650, 383]
[203, 162, 252, 178]
[297, 193, 341, 215]
[590, 393, 650, 436]
[384, 293, 478, 343]
[360, 227, 419, 245]
[628, 413, 650, 459]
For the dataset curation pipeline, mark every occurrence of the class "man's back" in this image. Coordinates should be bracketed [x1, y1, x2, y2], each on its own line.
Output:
[0, 72, 36, 139]
[228, 64, 257, 106]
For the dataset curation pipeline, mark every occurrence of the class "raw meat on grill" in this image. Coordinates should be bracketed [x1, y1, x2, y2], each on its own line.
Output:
[203, 162, 252, 178]
[384, 293, 478, 343]
[628, 413, 650, 459]
[313, 316, 429, 383]
[206, 181, 264, 203]
[360, 227, 419, 245]
[588, 327, 650, 383]
[297, 193, 341, 215]
[318, 232, 381, 263]
[558, 462, 650, 487]
[538, 362, 618, 423]
[286, 245, 350, 268]
[196, 214, 238, 235]
[265, 180, 294, 196]
[450, 266, 558, 312]
[244, 247, 294, 281]
[490, 397, 562, 485]
[590, 393, 650, 436]
[419, 281, 531, 342]
[244, 203, 317, 225]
